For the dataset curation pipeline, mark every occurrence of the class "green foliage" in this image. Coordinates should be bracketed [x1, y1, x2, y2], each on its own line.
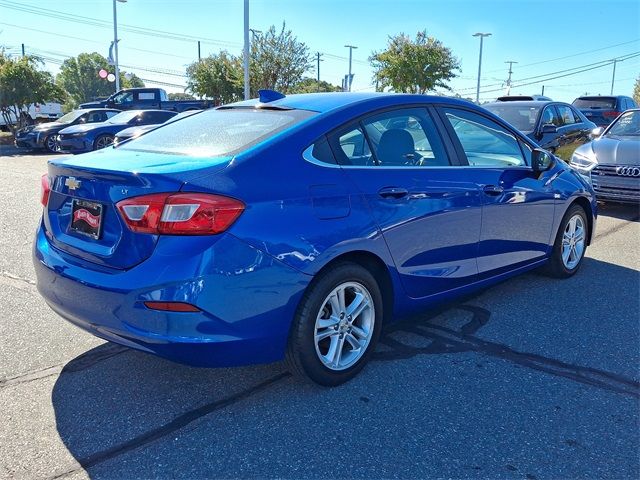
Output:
[168, 92, 196, 101]
[0, 52, 65, 135]
[56, 52, 143, 108]
[634, 75, 640, 105]
[249, 23, 313, 95]
[370, 31, 460, 94]
[291, 78, 342, 93]
[186, 51, 243, 104]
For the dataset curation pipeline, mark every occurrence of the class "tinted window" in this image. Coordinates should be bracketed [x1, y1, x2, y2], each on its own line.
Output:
[112, 92, 134, 105]
[361, 108, 449, 167]
[444, 108, 525, 167]
[484, 104, 541, 132]
[332, 126, 373, 166]
[86, 111, 107, 123]
[572, 97, 616, 109]
[105, 111, 120, 119]
[141, 111, 176, 124]
[120, 108, 315, 157]
[541, 106, 562, 126]
[557, 105, 577, 125]
[138, 92, 156, 101]
[306, 137, 337, 165]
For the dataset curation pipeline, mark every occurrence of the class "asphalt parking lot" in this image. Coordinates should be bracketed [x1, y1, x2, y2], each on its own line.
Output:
[1, 150, 638, 479]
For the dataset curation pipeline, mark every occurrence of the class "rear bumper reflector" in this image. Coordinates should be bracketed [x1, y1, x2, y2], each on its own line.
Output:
[143, 301, 201, 312]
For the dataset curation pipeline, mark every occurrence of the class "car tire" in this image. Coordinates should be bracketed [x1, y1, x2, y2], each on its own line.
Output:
[44, 135, 58, 153]
[94, 134, 114, 150]
[285, 262, 383, 386]
[542, 204, 588, 278]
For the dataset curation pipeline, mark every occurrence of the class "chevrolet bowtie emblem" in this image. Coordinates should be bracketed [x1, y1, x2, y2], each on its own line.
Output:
[65, 177, 81, 190]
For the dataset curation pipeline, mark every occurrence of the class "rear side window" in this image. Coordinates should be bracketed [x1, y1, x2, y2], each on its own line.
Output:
[572, 97, 616, 109]
[557, 105, 577, 125]
[541, 106, 562, 126]
[443, 108, 525, 167]
[138, 92, 156, 101]
[120, 108, 315, 156]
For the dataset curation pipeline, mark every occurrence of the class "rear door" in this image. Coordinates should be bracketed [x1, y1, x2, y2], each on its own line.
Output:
[134, 90, 161, 109]
[439, 106, 557, 278]
[555, 104, 586, 160]
[327, 107, 482, 299]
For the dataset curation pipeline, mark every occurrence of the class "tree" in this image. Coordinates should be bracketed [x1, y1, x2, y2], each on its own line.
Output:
[634, 75, 640, 105]
[249, 23, 312, 95]
[291, 78, 342, 93]
[0, 52, 65, 135]
[370, 31, 460, 94]
[56, 52, 144, 108]
[186, 51, 243, 104]
[168, 92, 195, 101]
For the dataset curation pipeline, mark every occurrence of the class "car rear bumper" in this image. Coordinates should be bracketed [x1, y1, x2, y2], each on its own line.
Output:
[33, 225, 310, 367]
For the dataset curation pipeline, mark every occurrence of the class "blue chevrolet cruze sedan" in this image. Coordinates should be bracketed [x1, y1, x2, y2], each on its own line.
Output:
[34, 92, 597, 386]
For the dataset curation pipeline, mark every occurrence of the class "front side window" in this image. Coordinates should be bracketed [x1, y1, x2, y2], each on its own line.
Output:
[112, 92, 133, 105]
[444, 108, 526, 167]
[540, 106, 562, 126]
[557, 105, 577, 125]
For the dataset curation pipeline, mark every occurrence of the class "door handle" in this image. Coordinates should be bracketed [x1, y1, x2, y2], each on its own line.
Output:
[482, 185, 504, 196]
[378, 187, 409, 199]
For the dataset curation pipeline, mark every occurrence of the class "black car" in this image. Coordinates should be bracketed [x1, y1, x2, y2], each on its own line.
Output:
[15, 109, 121, 152]
[572, 95, 637, 127]
[483, 101, 597, 161]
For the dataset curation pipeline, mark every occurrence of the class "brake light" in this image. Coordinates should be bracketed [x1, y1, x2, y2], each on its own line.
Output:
[40, 174, 51, 206]
[116, 192, 244, 235]
[603, 110, 619, 119]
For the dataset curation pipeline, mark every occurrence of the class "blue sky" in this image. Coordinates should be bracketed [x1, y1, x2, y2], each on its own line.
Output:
[0, 0, 638, 103]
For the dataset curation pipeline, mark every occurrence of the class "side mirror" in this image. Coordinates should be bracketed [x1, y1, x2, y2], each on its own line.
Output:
[541, 124, 557, 134]
[589, 127, 604, 139]
[532, 148, 554, 173]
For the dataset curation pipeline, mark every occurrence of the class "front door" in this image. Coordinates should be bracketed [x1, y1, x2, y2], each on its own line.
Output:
[327, 107, 483, 299]
[439, 106, 557, 279]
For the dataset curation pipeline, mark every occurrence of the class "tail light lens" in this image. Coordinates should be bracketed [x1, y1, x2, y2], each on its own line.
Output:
[603, 110, 619, 119]
[40, 174, 51, 207]
[116, 192, 244, 235]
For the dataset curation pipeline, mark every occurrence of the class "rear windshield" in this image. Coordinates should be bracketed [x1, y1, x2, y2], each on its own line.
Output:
[483, 104, 541, 132]
[119, 108, 315, 156]
[572, 97, 616, 109]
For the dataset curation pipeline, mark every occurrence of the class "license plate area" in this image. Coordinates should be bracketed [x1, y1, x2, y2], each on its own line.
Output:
[70, 199, 103, 240]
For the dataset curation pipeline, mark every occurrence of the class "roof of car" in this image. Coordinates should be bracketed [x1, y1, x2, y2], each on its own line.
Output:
[75, 108, 121, 112]
[226, 92, 474, 114]
[484, 100, 555, 107]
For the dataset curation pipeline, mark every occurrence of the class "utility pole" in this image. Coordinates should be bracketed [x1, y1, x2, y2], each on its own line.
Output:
[610, 59, 618, 95]
[316, 52, 323, 91]
[472, 33, 491, 104]
[21, 43, 25, 57]
[197, 41, 201, 62]
[243, 0, 250, 100]
[541, 85, 545, 96]
[113, 0, 127, 93]
[344, 44, 357, 92]
[504, 60, 518, 95]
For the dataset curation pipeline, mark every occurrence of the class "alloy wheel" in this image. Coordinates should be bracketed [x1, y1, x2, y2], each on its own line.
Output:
[314, 281, 375, 371]
[561, 214, 585, 270]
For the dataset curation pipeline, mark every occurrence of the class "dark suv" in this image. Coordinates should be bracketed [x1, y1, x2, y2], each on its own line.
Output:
[572, 96, 637, 127]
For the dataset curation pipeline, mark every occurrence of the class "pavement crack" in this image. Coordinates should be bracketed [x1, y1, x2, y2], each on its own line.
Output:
[48, 371, 291, 479]
[0, 270, 36, 286]
[0, 364, 63, 388]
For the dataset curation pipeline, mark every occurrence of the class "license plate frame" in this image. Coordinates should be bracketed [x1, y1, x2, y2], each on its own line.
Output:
[70, 199, 103, 240]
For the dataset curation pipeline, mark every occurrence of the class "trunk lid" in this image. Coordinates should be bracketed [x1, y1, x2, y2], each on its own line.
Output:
[44, 148, 231, 270]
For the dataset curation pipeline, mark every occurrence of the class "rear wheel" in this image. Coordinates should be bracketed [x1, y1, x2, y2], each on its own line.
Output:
[94, 134, 114, 150]
[542, 204, 588, 278]
[286, 262, 383, 386]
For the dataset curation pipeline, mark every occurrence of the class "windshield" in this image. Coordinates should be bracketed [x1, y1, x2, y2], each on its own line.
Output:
[606, 110, 640, 136]
[572, 97, 616, 109]
[107, 111, 141, 124]
[483, 104, 541, 132]
[57, 110, 86, 124]
[119, 108, 315, 156]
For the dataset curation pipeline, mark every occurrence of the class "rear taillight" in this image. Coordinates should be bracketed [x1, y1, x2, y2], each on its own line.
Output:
[116, 192, 244, 235]
[603, 110, 619, 119]
[40, 174, 51, 207]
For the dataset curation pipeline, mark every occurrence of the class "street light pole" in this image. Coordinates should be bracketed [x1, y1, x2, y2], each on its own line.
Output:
[344, 44, 357, 91]
[113, 0, 126, 93]
[243, 0, 250, 100]
[472, 32, 491, 104]
[610, 59, 618, 95]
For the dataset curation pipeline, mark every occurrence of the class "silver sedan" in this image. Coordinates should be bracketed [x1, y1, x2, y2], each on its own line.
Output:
[570, 109, 640, 203]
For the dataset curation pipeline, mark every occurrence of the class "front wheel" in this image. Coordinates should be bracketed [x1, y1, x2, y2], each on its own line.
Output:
[286, 262, 383, 386]
[94, 134, 114, 150]
[542, 204, 588, 278]
[44, 135, 58, 153]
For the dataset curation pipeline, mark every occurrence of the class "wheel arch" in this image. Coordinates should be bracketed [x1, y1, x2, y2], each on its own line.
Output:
[569, 196, 594, 245]
[308, 250, 395, 326]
